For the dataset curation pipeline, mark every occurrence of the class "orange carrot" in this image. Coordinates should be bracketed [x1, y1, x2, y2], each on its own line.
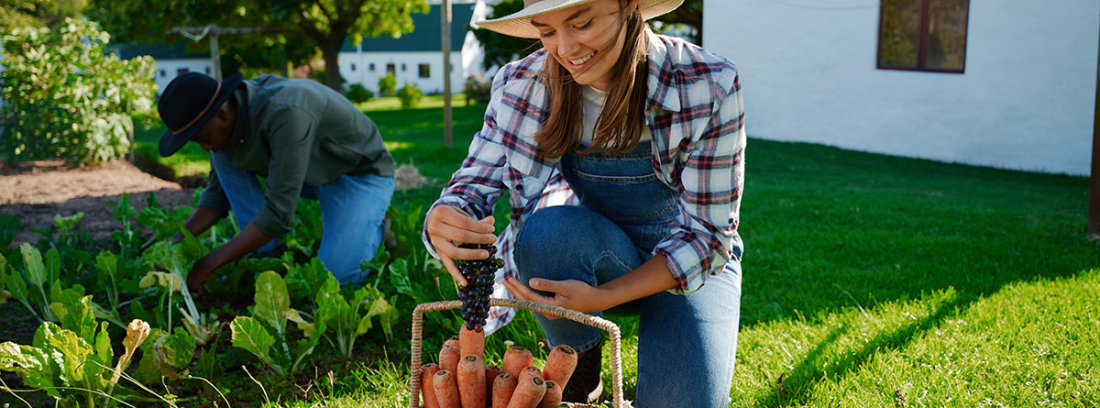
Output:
[506, 376, 546, 408]
[440, 345, 461, 373]
[541, 345, 578, 387]
[485, 365, 503, 403]
[491, 373, 517, 408]
[433, 370, 461, 408]
[457, 354, 487, 408]
[538, 381, 562, 408]
[502, 347, 534, 379]
[518, 366, 542, 386]
[421, 364, 442, 408]
[460, 325, 486, 358]
[445, 335, 461, 349]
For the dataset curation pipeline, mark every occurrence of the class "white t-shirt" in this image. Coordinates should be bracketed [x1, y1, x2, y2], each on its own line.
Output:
[579, 85, 652, 146]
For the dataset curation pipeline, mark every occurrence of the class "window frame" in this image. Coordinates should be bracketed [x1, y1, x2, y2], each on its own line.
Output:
[418, 64, 431, 79]
[876, 0, 971, 74]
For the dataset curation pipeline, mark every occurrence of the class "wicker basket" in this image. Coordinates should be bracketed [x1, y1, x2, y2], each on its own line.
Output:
[409, 298, 626, 408]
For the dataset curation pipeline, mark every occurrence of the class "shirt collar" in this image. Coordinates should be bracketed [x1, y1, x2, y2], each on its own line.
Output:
[645, 29, 682, 113]
[226, 87, 250, 149]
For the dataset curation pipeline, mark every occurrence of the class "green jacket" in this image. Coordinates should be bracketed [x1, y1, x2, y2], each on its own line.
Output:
[198, 75, 395, 238]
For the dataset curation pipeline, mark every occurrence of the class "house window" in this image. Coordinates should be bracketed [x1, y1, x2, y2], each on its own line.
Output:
[386, 63, 396, 74]
[369, 63, 376, 71]
[401, 63, 407, 72]
[418, 64, 431, 78]
[877, 0, 969, 73]
[351, 63, 357, 72]
[177, 68, 190, 75]
[160, 69, 166, 77]
[205, 67, 211, 74]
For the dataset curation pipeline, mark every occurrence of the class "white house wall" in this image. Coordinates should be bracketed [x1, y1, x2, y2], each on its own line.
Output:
[704, 0, 1099, 176]
[339, 51, 466, 95]
[151, 59, 215, 96]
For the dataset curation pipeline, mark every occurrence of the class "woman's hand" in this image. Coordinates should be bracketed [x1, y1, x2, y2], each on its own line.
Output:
[425, 205, 497, 286]
[503, 277, 612, 319]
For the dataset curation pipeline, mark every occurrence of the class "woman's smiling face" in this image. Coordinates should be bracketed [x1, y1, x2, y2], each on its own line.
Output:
[531, 0, 635, 91]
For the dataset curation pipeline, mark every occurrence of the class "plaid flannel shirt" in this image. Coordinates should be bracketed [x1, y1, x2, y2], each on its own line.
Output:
[424, 30, 745, 332]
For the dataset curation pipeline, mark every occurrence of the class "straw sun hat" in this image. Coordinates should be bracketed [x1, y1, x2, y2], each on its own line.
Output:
[475, 0, 684, 39]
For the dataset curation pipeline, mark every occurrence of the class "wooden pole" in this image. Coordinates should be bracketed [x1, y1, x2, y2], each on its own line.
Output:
[442, 0, 454, 149]
[209, 32, 221, 82]
[1089, 20, 1100, 236]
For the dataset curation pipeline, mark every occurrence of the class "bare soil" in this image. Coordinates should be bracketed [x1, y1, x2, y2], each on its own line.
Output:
[0, 159, 196, 250]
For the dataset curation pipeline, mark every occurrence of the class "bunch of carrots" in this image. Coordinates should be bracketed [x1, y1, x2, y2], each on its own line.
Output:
[421, 325, 579, 408]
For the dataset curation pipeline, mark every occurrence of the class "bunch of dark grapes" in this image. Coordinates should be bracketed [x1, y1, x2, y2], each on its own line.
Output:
[456, 243, 504, 331]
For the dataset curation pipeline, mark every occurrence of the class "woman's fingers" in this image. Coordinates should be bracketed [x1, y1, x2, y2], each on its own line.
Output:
[503, 277, 561, 320]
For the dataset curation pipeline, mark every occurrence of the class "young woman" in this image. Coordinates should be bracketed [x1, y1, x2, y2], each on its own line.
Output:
[423, 0, 745, 405]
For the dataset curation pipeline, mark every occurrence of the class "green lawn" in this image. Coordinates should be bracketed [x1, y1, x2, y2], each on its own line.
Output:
[132, 100, 1099, 407]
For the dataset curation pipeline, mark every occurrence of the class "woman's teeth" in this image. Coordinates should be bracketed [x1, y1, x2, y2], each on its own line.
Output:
[570, 52, 595, 65]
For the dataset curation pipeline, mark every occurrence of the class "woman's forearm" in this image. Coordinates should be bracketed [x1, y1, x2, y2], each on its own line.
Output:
[596, 254, 679, 310]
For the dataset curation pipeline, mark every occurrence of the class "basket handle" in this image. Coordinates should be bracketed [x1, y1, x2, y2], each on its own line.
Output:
[408, 298, 624, 408]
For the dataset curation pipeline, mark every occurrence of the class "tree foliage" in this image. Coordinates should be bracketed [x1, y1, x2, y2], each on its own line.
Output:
[87, 0, 429, 92]
[0, 0, 87, 30]
[0, 19, 157, 166]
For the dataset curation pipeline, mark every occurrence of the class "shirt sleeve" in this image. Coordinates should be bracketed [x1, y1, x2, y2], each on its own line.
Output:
[196, 163, 231, 212]
[251, 108, 315, 238]
[422, 68, 513, 258]
[653, 72, 746, 295]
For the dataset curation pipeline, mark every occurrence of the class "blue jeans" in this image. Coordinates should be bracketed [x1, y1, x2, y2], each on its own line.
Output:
[211, 151, 394, 284]
[514, 143, 742, 407]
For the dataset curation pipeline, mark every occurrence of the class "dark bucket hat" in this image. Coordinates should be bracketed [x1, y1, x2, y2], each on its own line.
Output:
[157, 72, 244, 157]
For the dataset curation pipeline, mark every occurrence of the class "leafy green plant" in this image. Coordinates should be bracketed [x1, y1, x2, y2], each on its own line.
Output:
[136, 193, 191, 246]
[0, 213, 19, 258]
[140, 240, 220, 346]
[397, 83, 423, 109]
[345, 83, 373, 104]
[132, 327, 197, 383]
[31, 213, 95, 284]
[0, 319, 152, 407]
[230, 271, 323, 375]
[0, 18, 157, 166]
[109, 193, 142, 258]
[463, 74, 491, 104]
[2, 244, 60, 322]
[315, 276, 396, 359]
[378, 72, 397, 97]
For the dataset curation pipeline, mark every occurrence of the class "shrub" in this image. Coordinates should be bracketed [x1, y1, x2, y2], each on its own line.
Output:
[345, 83, 373, 104]
[378, 72, 397, 97]
[464, 74, 492, 104]
[397, 83, 423, 109]
[0, 19, 157, 166]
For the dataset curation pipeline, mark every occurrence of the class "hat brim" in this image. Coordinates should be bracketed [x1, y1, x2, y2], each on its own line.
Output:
[474, 0, 684, 39]
[158, 72, 244, 157]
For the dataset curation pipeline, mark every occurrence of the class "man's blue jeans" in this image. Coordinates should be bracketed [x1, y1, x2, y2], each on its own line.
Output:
[211, 151, 393, 284]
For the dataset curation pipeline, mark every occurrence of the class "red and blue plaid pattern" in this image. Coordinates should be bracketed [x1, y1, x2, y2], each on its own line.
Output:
[424, 30, 746, 332]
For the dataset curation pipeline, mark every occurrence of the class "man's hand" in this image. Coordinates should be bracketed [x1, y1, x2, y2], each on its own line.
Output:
[503, 277, 611, 319]
[425, 206, 497, 287]
[186, 256, 217, 292]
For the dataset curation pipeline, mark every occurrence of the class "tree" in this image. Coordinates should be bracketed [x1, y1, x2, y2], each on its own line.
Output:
[87, 0, 429, 92]
[0, 19, 158, 166]
[0, 0, 87, 31]
[473, 0, 703, 72]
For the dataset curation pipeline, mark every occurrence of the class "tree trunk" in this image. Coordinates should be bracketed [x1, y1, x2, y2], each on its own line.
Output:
[320, 37, 344, 93]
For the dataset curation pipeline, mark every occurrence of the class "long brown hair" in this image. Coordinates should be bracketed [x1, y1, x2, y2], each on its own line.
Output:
[533, 1, 651, 159]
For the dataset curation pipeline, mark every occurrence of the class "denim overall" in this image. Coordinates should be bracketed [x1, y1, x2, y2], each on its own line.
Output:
[515, 141, 742, 407]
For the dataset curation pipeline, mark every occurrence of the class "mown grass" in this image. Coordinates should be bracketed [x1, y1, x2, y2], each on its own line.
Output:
[130, 100, 1099, 407]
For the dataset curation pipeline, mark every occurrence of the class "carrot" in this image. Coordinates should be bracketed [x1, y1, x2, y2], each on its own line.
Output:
[541, 345, 578, 387]
[457, 354, 487, 408]
[445, 335, 461, 349]
[506, 376, 546, 408]
[518, 366, 542, 385]
[434, 370, 461, 408]
[491, 373, 517, 408]
[421, 364, 442, 408]
[485, 365, 503, 404]
[440, 345, 461, 373]
[460, 325, 486, 358]
[538, 381, 563, 408]
[502, 346, 534, 379]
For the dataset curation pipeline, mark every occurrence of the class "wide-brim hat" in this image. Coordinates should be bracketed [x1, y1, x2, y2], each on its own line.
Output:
[474, 0, 684, 39]
[157, 72, 243, 157]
